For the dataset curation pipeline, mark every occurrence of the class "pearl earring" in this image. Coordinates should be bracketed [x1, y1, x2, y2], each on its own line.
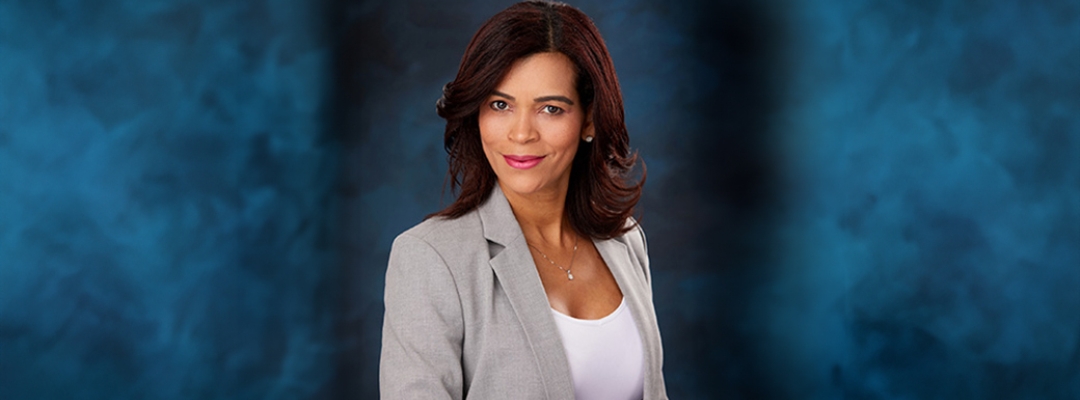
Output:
[584, 136, 594, 143]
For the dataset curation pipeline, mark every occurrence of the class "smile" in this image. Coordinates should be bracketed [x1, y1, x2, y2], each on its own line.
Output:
[503, 155, 545, 170]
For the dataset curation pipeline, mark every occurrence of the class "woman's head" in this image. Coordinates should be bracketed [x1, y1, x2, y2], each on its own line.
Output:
[434, 0, 644, 239]
[476, 51, 590, 203]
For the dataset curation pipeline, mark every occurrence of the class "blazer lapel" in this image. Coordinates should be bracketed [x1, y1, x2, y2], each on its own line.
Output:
[594, 237, 663, 399]
[479, 185, 575, 400]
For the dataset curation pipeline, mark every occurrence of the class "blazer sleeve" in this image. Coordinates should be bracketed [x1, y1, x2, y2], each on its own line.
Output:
[380, 233, 465, 399]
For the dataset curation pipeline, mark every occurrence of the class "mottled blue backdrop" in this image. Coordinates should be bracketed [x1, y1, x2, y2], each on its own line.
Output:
[1, 0, 338, 398]
[2, 0, 1078, 399]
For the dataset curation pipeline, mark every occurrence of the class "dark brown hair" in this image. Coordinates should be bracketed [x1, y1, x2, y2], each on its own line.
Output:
[433, 0, 644, 239]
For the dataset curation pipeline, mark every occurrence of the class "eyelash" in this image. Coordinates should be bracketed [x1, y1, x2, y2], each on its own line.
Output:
[488, 101, 564, 115]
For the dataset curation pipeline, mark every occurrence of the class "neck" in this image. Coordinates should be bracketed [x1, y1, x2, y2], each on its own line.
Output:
[500, 183, 575, 248]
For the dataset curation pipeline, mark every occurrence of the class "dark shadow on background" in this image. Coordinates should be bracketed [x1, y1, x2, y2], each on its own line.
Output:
[328, 1, 480, 397]
[648, 1, 785, 398]
[329, 1, 381, 396]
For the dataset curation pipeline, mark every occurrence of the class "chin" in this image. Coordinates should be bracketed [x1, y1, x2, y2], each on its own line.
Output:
[499, 179, 544, 195]
[496, 176, 554, 197]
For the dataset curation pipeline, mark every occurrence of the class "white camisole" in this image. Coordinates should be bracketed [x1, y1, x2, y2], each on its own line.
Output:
[551, 298, 645, 400]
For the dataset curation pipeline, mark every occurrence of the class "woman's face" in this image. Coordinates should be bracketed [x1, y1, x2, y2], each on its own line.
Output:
[478, 52, 592, 199]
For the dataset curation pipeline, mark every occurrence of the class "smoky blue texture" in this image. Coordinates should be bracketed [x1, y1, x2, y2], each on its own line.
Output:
[2, 0, 1078, 399]
[1, 0, 337, 399]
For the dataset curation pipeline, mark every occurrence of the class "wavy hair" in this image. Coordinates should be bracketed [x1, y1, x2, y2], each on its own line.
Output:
[432, 0, 644, 239]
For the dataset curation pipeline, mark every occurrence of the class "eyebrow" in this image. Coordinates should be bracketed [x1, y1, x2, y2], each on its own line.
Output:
[491, 90, 575, 106]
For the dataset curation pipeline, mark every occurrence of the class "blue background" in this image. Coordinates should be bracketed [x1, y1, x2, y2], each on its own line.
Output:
[2, 0, 1078, 398]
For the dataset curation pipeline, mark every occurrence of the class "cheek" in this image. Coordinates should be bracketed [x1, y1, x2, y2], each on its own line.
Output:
[539, 119, 583, 153]
[477, 113, 500, 151]
[477, 114, 509, 174]
[478, 108, 515, 137]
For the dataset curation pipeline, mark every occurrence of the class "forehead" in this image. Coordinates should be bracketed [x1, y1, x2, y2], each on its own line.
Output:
[494, 52, 578, 98]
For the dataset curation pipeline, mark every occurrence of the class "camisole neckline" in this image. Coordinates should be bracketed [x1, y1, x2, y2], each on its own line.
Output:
[550, 297, 627, 326]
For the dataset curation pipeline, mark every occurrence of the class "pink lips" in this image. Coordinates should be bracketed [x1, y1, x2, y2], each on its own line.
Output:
[503, 155, 545, 170]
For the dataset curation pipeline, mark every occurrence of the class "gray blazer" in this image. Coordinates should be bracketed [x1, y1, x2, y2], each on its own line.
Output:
[380, 186, 668, 399]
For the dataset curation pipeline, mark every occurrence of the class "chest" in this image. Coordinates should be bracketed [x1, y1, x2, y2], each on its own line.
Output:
[530, 240, 624, 319]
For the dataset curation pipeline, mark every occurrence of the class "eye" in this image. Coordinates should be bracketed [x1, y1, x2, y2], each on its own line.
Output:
[542, 105, 564, 115]
[490, 100, 509, 111]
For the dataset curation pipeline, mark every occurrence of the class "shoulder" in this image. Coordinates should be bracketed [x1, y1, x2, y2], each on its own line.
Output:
[390, 210, 488, 272]
[396, 211, 482, 247]
[385, 210, 489, 302]
[613, 217, 648, 255]
[609, 217, 651, 282]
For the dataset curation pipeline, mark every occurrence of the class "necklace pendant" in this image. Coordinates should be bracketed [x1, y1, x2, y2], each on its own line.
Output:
[567, 272, 574, 280]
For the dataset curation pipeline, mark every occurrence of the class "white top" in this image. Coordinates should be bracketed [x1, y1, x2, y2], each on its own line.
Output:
[551, 298, 645, 400]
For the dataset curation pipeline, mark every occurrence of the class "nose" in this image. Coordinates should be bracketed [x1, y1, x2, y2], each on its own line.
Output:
[507, 111, 538, 144]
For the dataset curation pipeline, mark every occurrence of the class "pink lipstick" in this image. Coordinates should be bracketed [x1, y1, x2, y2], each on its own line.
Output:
[504, 155, 544, 170]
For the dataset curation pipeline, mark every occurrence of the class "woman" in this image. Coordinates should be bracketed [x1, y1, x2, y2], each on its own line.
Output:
[380, 1, 667, 399]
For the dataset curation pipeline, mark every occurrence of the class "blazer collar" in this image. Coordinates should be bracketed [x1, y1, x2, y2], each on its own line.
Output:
[594, 236, 663, 399]
[479, 184, 576, 399]
[477, 183, 522, 248]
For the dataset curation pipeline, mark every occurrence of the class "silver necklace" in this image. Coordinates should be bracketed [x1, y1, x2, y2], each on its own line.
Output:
[527, 235, 579, 281]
